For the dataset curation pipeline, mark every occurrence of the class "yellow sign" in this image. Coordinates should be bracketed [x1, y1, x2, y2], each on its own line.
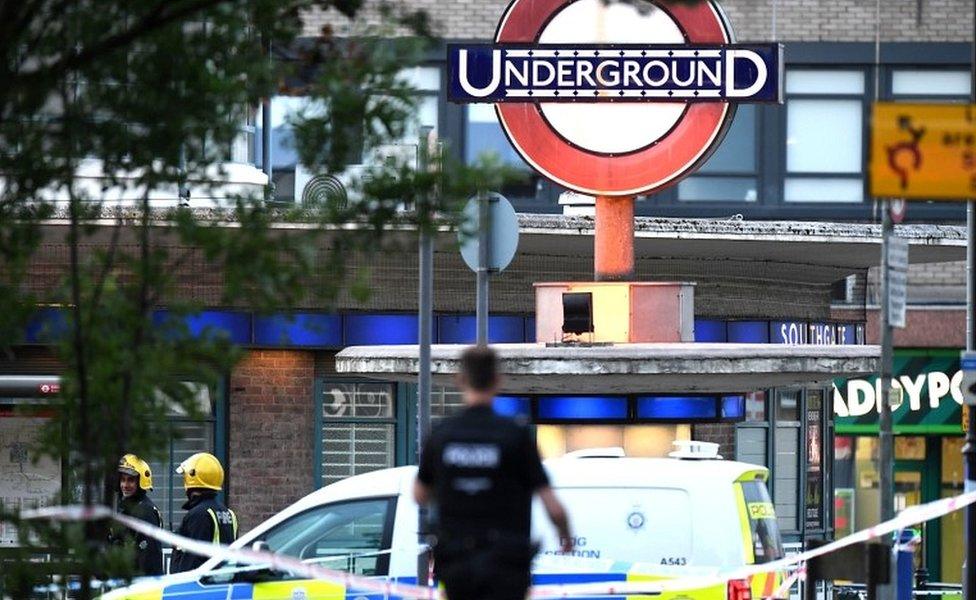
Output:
[747, 502, 775, 520]
[870, 103, 976, 200]
[964, 404, 970, 434]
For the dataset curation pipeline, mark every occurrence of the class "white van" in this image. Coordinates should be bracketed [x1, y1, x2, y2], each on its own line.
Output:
[102, 444, 785, 600]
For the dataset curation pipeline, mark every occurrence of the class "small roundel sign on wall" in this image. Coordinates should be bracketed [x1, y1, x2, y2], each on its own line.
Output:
[448, 0, 783, 197]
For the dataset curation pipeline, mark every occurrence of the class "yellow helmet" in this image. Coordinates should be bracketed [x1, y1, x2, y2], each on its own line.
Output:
[177, 452, 224, 491]
[118, 454, 153, 491]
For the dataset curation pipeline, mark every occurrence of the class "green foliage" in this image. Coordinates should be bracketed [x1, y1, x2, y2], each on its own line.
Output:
[0, 1, 517, 598]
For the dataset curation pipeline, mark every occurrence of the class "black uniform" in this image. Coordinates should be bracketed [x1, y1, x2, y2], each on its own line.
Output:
[169, 491, 238, 574]
[109, 491, 164, 576]
[417, 404, 549, 600]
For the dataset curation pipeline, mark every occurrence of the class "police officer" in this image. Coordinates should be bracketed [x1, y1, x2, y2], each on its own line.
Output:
[414, 345, 573, 600]
[110, 454, 164, 576]
[169, 452, 238, 573]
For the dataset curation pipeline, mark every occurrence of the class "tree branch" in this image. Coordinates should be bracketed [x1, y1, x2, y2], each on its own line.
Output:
[11, 0, 231, 91]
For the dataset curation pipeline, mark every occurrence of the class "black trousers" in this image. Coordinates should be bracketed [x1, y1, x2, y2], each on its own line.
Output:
[434, 537, 534, 600]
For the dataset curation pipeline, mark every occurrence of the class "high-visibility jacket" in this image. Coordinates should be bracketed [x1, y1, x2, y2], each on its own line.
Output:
[169, 491, 237, 573]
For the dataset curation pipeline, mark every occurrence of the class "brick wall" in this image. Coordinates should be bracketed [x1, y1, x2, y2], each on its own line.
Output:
[864, 260, 965, 305]
[302, 0, 974, 43]
[691, 423, 735, 459]
[228, 350, 315, 533]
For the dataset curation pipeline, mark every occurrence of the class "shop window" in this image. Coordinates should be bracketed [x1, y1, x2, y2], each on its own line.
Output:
[941, 437, 964, 583]
[430, 386, 466, 424]
[784, 70, 865, 203]
[677, 105, 758, 202]
[146, 419, 215, 532]
[145, 383, 218, 531]
[804, 390, 825, 531]
[319, 381, 396, 486]
[536, 424, 691, 460]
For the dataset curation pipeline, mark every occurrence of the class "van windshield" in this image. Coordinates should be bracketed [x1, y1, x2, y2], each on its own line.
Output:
[740, 480, 784, 564]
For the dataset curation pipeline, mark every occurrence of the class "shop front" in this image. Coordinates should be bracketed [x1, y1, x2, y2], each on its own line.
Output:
[832, 349, 965, 583]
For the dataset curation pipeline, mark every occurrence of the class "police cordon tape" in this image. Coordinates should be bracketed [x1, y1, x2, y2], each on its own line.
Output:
[21, 488, 976, 600]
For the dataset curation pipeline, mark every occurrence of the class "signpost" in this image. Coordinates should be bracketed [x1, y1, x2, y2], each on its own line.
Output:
[962, 351, 976, 406]
[459, 192, 519, 345]
[447, 0, 783, 199]
[887, 236, 908, 329]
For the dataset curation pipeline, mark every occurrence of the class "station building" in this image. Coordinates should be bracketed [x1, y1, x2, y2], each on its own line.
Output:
[0, 0, 973, 584]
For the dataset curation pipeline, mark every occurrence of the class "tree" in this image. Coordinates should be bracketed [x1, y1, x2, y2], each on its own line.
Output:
[0, 1, 511, 597]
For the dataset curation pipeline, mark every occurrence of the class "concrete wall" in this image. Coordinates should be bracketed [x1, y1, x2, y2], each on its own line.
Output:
[302, 0, 975, 43]
[228, 350, 315, 532]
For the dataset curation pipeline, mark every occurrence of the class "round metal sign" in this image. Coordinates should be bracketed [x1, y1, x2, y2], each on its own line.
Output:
[459, 192, 519, 272]
[493, 0, 736, 197]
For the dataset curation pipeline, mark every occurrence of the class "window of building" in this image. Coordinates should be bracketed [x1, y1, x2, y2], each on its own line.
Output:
[146, 419, 215, 532]
[677, 105, 759, 202]
[265, 66, 441, 203]
[464, 104, 541, 199]
[891, 70, 971, 97]
[784, 70, 865, 203]
[318, 381, 396, 486]
[145, 384, 219, 531]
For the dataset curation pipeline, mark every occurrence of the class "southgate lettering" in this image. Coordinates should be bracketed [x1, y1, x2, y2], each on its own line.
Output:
[448, 44, 782, 103]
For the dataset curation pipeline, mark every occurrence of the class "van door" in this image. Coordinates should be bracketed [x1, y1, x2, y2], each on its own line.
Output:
[533, 487, 694, 567]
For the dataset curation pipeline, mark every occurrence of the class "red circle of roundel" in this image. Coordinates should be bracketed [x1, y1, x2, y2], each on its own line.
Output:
[494, 0, 733, 197]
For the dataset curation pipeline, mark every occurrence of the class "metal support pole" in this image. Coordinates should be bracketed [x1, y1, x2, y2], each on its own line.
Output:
[964, 16, 976, 597]
[261, 37, 273, 202]
[262, 100, 272, 179]
[965, 201, 976, 600]
[879, 202, 896, 525]
[476, 191, 491, 346]
[417, 126, 435, 460]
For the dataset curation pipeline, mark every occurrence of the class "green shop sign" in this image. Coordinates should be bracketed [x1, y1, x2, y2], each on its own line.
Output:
[833, 349, 963, 435]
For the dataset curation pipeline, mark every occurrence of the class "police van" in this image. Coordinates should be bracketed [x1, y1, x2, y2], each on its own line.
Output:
[101, 441, 785, 600]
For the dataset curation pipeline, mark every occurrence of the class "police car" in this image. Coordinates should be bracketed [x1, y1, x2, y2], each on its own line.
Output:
[100, 441, 785, 600]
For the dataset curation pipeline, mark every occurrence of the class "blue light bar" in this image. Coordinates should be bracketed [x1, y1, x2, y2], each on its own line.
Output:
[253, 313, 342, 347]
[493, 396, 531, 418]
[437, 315, 527, 344]
[344, 314, 419, 345]
[153, 310, 251, 344]
[727, 321, 770, 344]
[536, 396, 628, 421]
[694, 319, 727, 342]
[721, 395, 746, 419]
[637, 396, 717, 420]
[24, 308, 68, 343]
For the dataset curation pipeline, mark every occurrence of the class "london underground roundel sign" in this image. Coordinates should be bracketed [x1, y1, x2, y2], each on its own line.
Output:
[448, 0, 783, 197]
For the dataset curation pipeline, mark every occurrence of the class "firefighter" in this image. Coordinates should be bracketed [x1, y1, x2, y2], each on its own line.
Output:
[168, 452, 238, 573]
[110, 454, 164, 576]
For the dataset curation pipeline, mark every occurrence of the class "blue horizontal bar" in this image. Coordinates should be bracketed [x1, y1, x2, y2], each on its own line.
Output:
[253, 313, 342, 347]
[537, 396, 628, 421]
[437, 315, 527, 344]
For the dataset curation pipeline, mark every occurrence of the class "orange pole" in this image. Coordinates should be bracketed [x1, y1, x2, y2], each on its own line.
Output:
[594, 195, 635, 281]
